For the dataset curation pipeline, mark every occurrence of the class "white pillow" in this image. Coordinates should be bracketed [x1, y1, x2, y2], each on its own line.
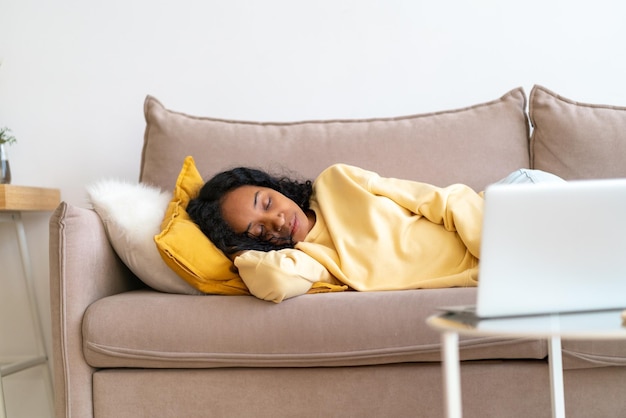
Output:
[86, 179, 203, 295]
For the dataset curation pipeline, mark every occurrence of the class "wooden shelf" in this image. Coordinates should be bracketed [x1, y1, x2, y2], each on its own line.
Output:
[0, 184, 60, 211]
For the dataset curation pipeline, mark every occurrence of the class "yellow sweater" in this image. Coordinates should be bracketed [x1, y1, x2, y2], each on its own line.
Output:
[235, 164, 483, 303]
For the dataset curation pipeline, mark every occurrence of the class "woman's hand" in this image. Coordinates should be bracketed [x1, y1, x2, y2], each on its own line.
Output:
[228, 250, 247, 261]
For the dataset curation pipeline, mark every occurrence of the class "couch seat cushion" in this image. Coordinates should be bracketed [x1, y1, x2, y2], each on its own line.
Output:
[562, 340, 626, 369]
[83, 288, 546, 369]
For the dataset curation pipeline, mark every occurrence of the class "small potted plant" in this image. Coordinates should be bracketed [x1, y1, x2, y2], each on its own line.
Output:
[0, 126, 17, 184]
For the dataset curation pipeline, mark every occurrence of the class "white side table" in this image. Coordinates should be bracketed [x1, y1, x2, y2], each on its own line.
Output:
[1, 185, 60, 418]
[427, 309, 626, 418]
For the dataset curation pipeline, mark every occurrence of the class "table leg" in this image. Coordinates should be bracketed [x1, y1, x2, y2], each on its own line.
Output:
[0, 373, 7, 418]
[548, 335, 566, 418]
[11, 213, 55, 414]
[441, 331, 463, 418]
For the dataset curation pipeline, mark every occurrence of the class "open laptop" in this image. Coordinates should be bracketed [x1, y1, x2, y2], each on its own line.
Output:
[445, 177, 626, 319]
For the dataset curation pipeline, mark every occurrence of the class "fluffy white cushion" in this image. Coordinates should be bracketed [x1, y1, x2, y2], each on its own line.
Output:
[86, 179, 203, 295]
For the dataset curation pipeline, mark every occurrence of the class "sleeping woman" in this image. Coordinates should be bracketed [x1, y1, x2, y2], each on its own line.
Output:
[186, 164, 563, 303]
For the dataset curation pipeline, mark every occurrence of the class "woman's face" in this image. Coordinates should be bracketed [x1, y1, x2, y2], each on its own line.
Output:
[221, 185, 314, 244]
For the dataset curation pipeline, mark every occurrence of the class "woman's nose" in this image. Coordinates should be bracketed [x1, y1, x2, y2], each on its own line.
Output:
[272, 213, 285, 232]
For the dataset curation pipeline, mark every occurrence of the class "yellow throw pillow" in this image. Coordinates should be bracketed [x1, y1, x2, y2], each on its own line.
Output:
[154, 156, 250, 295]
[155, 156, 346, 297]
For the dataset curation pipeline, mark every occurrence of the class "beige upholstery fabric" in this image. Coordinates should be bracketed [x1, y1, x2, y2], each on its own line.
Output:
[562, 340, 626, 369]
[50, 203, 143, 418]
[141, 88, 530, 193]
[530, 85, 626, 179]
[91, 365, 626, 418]
[82, 288, 546, 369]
[92, 363, 553, 418]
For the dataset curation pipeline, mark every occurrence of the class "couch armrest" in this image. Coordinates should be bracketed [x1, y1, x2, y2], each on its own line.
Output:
[49, 202, 142, 418]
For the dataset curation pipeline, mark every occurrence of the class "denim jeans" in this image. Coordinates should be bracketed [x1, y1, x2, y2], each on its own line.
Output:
[495, 168, 566, 185]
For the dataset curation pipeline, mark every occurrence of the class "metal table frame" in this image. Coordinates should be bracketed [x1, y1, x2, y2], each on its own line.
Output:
[1, 211, 54, 418]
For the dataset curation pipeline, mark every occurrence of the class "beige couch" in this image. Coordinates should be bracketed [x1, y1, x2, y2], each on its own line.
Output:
[50, 85, 626, 418]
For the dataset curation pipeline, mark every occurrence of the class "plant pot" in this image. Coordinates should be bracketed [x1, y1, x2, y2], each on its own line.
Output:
[0, 143, 11, 184]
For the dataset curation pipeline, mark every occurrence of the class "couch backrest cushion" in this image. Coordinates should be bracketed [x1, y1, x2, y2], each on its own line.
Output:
[140, 88, 530, 192]
[530, 85, 626, 180]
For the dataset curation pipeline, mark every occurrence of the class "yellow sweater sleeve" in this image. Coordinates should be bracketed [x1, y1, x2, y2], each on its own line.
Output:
[234, 249, 337, 303]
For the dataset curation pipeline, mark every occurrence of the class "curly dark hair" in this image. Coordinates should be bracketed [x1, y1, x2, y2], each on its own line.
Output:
[186, 167, 313, 256]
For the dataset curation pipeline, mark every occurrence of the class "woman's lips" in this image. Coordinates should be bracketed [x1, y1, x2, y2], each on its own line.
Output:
[290, 216, 299, 237]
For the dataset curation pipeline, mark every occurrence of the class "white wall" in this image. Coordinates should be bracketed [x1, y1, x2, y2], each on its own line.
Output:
[1, 0, 625, 416]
